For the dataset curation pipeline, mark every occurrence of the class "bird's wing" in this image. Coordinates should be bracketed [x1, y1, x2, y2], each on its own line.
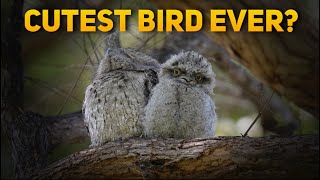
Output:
[144, 69, 159, 99]
[120, 48, 160, 99]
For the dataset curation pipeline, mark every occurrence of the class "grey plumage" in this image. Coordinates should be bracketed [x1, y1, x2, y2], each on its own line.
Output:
[83, 45, 159, 147]
[143, 50, 217, 138]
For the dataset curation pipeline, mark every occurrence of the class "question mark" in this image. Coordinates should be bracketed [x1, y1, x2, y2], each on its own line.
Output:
[285, 9, 298, 32]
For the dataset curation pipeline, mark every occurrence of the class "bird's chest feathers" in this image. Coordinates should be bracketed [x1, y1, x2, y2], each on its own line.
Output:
[155, 80, 209, 110]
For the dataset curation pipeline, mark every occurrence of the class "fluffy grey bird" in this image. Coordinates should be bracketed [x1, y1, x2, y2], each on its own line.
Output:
[143, 50, 217, 138]
[83, 43, 159, 147]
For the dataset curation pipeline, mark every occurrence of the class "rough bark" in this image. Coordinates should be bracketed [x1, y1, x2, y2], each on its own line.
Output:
[1, 0, 24, 134]
[46, 111, 89, 149]
[1, 1, 49, 178]
[151, 32, 299, 135]
[151, 0, 319, 117]
[32, 135, 319, 179]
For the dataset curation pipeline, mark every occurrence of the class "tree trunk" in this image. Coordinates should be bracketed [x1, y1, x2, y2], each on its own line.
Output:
[32, 135, 319, 179]
[1, 1, 49, 178]
[151, 0, 319, 117]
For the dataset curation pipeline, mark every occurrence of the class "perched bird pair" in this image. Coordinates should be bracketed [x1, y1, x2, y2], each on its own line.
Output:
[83, 34, 217, 147]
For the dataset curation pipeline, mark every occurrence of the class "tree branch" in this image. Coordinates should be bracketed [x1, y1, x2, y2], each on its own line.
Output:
[33, 135, 319, 179]
[1, 0, 49, 178]
[46, 111, 89, 149]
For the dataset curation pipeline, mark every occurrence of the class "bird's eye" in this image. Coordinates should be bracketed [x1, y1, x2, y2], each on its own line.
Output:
[173, 69, 181, 76]
[195, 74, 204, 82]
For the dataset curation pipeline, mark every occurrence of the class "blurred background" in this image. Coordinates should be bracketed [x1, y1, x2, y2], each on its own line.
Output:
[1, 0, 318, 178]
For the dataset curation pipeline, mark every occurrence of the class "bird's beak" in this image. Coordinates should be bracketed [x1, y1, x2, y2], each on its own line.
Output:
[180, 77, 197, 85]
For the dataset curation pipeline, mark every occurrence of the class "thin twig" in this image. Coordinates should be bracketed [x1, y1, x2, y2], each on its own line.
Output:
[63, 64, 94, 70]
[144, 33, 168, 50]
[56, 34, 112, 115]
[24, 76, 82, 104]
[128, 30, 145, 42]
[82, 33, 95, 66]
[137, 32, 158, 51]
[71, 35, 94, 66]
[241, 91, 275, 137]
[81, 0, 96, 9]
[56, 56, 87, 115]
[87, 33, 102, 63]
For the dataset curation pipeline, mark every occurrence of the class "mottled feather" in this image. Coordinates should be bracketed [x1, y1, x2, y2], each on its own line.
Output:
[83, 46, 159, 147]
[143, 50, 217, 138]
